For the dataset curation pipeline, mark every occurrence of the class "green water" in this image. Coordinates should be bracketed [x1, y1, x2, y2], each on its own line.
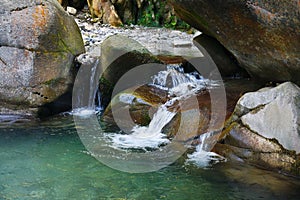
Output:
[0, 115, 299, 200]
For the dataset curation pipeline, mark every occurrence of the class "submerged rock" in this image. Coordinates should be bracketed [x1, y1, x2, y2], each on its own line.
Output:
[169, 0, 300, 83]
[0, 0, 85, 117]
[218, 82, 300, 176]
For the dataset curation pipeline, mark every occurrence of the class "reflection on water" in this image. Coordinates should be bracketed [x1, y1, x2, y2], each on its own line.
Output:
[0, 115, 300, 199]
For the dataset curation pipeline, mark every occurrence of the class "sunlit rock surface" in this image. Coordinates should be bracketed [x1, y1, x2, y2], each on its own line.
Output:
[0, 0, 85, 117]
[217, 82, 300, 176]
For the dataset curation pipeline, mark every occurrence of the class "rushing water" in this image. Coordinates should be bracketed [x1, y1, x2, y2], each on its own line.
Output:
[1, 115, 300, 199]
[108, 106, 175, 150]
[102, 64, 223, 169]
[1, 64, 300, 199]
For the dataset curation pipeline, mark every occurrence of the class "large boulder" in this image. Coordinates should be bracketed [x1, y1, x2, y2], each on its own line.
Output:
[169, 0, 300, 83]
[193, 35, 248, 78]
[238, 82, 300, 153]
[0, 0, 85, 117]
[99, 35, 162, 108]
[216, 82, 300, 175]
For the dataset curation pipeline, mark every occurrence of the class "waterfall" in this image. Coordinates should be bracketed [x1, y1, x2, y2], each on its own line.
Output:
[72, 59, 102, 117]
[186, 132, 226, 168]
[72, 61, 225, 166]
[109, 106, 176, 149]
[107, 64, 213, 151]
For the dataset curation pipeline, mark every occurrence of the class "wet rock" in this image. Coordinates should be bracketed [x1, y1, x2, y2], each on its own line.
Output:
[165, 80, 261, 142]
[218, 82, 300, 176]
[0, 0, 85, 117]
[102, 84, 168, 132]
[169, 0, 300, 83]
[213, 139, 299, 176]
[103, 79, 261, 144]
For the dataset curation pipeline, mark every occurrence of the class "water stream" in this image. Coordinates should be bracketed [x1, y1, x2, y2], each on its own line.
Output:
[70, 59, 102, 117]
[109, 106, 175, 150]
[104, 66, 196, 148]
[104, 64, 223, 168]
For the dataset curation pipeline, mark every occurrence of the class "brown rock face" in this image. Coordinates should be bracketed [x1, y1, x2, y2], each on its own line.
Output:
[0, 0, 85, 117]
[87, 0, 123, 26]
[169, 0, 300, 83]
[102, 84, 168, 132]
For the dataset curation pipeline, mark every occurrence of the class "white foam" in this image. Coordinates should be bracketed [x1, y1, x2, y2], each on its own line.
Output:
[71, 108, 96, 117]
[119, 93, 136, 104]
[186, 148, 226, 168]
[106, 65, 221, 153]
[107, 106, 175, 150]
[186, 133, 226, 168]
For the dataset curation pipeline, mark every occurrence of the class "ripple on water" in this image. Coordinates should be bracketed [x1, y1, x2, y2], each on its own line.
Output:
[1, 115, 300, 199]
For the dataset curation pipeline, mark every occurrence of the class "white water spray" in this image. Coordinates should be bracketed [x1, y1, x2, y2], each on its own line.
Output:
[108, 64, 213, 151]
[70, 59, 102, 117]
[109, 106, 175, 149]
[186, 132, 226, 168]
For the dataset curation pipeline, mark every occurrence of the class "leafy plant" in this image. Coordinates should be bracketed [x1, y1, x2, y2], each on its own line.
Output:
[136, 0, 191, 30]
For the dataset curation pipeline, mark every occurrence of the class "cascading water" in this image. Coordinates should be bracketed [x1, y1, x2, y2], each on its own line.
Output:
[73, 62, 225, 167]
[71, 59, 102, 117]
[186, 132, 226, 168]
[109, 106, 175, 150]
[106, 64, 222, 162]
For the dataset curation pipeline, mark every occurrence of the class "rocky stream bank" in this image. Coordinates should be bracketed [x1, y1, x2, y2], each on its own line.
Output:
[0, 0, 299, 177]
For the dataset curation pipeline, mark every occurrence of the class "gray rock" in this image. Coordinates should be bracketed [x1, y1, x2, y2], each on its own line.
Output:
[240, 82, 300, 153]
[219, 82, 300, 176]
[0, 0, 85, 117]
[173, 40, 192, 47]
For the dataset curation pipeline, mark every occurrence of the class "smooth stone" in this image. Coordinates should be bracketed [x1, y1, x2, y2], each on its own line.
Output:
[67, 6, 77, 15]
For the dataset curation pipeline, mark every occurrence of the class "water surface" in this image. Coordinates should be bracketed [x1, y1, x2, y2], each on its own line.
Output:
[0, 115, 299, 200]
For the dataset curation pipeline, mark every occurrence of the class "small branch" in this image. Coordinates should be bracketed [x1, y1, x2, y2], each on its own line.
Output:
[0, 57, 7, 65]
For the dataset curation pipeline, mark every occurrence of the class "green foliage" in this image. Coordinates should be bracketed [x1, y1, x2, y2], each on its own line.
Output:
[136, 0, 191, 30]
